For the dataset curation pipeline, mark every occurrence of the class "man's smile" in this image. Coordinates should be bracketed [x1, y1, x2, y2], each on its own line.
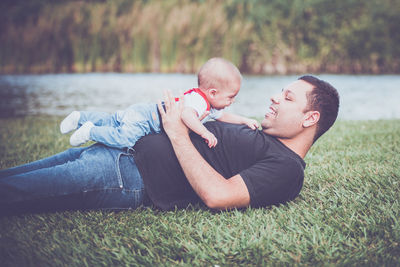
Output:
[265, 105, 277, 118]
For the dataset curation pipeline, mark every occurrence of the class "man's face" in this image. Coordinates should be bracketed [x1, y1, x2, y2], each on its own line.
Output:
[262, 80, 313, 138]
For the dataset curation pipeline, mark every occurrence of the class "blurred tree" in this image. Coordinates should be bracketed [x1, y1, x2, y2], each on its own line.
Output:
[0, 0, 399, 74]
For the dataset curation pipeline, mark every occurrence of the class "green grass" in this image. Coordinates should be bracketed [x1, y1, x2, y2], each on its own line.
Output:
[0, 116, 399, 266]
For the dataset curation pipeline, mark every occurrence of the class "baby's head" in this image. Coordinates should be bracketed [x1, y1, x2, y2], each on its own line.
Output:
[197, 58, 242, 110]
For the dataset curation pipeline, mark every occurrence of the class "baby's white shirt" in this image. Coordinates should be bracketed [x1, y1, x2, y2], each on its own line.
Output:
[183, 90, 222, 122]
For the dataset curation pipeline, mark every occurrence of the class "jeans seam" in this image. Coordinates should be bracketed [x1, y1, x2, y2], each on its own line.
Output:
[82, 187, 143, 193]
[115, 152, 125, 189]
[3, 187, 140, 203]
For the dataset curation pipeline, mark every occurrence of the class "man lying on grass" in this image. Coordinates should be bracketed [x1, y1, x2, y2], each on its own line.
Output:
[0, 75, 339, 215]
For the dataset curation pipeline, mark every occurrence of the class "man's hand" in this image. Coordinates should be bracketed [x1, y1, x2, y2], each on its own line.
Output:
[243, 118, 260, 130]
[157, 90, 188, 141]
[201, 130, 218, 148]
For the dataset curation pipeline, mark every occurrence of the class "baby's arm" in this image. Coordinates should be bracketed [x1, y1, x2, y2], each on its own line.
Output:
[216, 112, 259, 130]
[181, 107, 217, 148]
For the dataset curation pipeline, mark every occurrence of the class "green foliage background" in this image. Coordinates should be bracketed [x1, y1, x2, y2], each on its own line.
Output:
[1, 0, 399, 74]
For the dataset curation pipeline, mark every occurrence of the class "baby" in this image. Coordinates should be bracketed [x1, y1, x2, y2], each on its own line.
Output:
[60, 57, 259, 148]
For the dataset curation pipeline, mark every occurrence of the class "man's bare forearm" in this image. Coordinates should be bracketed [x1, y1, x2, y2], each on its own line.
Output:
[168, 132, 250, 209]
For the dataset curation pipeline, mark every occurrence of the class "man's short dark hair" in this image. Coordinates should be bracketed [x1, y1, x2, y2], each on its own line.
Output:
[299, 75, 340, 143]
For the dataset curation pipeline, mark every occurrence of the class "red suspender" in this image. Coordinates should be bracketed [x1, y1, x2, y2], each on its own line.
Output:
[174, 88, 210, 111]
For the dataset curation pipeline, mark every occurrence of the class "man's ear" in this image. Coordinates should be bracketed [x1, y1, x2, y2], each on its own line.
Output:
[303, 111, 320, 128]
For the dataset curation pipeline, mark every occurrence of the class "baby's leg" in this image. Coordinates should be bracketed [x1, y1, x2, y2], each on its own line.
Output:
[70, 121, 148, 148]
[68, 110, 123, 146]
[60, 110, 116, 135]
[79, 111, 117, 127]
[89, 103, 161, 148]
[89, 123, 147, 148]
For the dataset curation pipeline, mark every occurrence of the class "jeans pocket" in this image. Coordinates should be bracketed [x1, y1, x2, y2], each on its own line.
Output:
[117, 153, 144, 191]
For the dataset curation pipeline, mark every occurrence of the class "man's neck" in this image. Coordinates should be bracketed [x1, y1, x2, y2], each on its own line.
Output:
[277, 136, 313, 159]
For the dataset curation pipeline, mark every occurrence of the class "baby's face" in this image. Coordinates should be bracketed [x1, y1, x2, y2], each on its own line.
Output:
[207, 84, 240, 110]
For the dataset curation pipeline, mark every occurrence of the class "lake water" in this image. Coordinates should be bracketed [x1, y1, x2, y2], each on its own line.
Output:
[0, 73, 399, 120]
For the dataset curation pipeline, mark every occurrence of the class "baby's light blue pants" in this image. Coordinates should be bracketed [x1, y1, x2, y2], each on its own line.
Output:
[80, 103, 161, 148]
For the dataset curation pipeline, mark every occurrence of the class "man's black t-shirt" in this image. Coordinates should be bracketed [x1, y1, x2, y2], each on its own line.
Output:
[133, 121, 305, 210]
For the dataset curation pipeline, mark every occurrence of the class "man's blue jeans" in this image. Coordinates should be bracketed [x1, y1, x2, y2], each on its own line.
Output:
[80, 103, 161, 148]
[0, 144, 149, 215]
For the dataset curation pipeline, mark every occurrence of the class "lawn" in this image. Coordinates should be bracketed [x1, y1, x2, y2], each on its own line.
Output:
[0, 116, 399, 266]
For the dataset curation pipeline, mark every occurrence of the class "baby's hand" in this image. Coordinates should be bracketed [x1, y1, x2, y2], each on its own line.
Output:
[201, 130, 218, 148]
[244, 118, 260, 130]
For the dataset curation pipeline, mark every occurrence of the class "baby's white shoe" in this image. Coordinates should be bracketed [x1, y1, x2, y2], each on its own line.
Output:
[60, 111, 80, 134]
[70, 121, 94, 146]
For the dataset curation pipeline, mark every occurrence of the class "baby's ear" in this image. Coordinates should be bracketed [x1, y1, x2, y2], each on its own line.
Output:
[209, 88, 217, 96]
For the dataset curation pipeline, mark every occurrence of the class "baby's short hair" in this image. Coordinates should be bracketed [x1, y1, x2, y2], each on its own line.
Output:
[197, 58, 242, 91]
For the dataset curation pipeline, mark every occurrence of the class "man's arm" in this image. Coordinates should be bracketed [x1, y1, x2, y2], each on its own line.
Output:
[217, 112, 259, 130]
[158, 91, 250, 210]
